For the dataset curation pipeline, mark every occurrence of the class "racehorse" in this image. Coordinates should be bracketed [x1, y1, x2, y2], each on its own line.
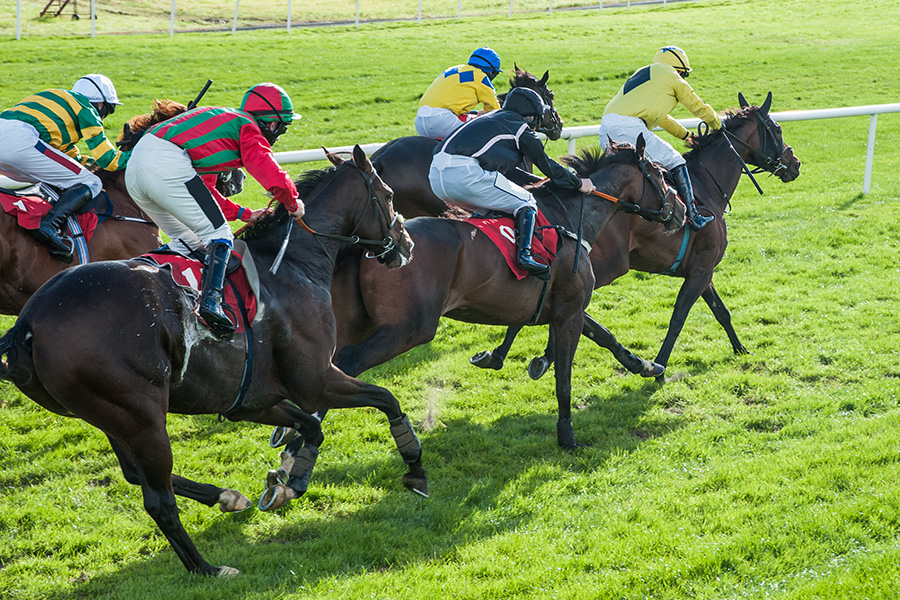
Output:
[0, 99, 192, 315]
[371, 66, 563, 219]
[0, 146, 418, 577]
[329, 136, 685, 450]
[471, 92, 802, 382]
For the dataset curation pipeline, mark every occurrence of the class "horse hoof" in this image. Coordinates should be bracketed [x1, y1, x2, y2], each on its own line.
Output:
[734, 345, 751, 356]
[527, 356, 550, 380]
[470, 351, 503, 370]
[217, 489, 251, 513]
[402, 473, 429, 498]
[216, 566, 240, 578]
[258, 484, 299, 511]
[270, 426, 298, 448]
[641, 361, 666, 378]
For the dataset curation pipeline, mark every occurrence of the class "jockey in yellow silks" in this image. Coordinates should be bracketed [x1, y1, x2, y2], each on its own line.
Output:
[415, 47, 502, 140]
[599, 46, 721, 230]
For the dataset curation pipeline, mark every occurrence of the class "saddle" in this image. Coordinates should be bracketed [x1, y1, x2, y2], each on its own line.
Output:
[466, 209, 559, 280]
[136, 240, 260, 334]
[0, 175, 101, 259]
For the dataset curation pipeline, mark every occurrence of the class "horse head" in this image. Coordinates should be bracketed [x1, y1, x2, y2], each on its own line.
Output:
[562, 134, 686, 232]
[719, 92, 801, 182]
[506, 65, 563, 140]
[320, 145, 414, 269]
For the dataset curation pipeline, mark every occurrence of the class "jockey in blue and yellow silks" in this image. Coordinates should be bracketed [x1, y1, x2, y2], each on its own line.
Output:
[415, 47, 502, 140]
[599, 46, 722, 230]
[0, 74, 129, 262]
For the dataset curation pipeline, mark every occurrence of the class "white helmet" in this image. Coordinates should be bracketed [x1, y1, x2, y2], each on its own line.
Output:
[72, 74, 122, 105]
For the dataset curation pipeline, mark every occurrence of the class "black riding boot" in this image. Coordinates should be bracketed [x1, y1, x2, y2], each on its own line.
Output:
[673, 165, 713, 231]
[198, 241, 235, 340]
[31, 183, 93, 263]
[515, 206, 550, 279]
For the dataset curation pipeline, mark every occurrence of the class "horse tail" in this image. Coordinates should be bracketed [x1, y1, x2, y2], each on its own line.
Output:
[0, 320, 34, 386]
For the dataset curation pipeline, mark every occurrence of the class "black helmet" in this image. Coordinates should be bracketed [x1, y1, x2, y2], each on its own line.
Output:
[501, 87, 550, 119]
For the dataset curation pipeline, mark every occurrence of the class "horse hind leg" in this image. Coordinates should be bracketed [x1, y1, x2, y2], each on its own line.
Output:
[581, 312, 664, 378]
[470, 325, 523, 371]
[108, 436, 251, 513]
[117, 425, 237, 576]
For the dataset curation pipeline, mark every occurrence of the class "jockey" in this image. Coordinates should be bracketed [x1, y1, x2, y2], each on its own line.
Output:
[125, 82, 304, 340]
[415, 47, 503, 140]
[599, 46, 722, 230]
[429, 87, 595, 278]
[0, 74, 129, 262]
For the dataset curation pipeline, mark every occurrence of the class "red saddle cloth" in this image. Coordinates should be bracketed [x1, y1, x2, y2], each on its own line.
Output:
[139, 252, 258, 333]
[466, 210, 559, 280]
[0, 191, 99, 241]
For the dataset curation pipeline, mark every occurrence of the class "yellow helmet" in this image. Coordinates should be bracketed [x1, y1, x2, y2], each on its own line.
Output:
[653, 46, 692, 73]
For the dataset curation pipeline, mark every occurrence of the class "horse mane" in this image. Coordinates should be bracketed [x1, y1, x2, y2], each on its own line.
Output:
[558, 142, 638, 178]
[117, 99, 188, 150]
[682, 105, 757, 161]
[236, 166, 341, 243]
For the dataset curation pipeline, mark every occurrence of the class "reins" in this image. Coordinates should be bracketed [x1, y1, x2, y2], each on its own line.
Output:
[269, 163, 401, 275]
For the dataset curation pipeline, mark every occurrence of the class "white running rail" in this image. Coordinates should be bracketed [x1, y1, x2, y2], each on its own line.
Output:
[274, 103, 900, 194]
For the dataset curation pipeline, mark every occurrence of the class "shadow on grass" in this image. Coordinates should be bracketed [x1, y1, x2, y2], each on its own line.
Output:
[42, 376, 679, 598]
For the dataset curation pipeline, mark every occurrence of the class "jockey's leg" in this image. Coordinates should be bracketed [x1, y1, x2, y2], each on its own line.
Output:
[31, 183, 93, 263]
[673, 165, 712, 230]
[198, 239, 235, 340]
[514, 205, 550, 278]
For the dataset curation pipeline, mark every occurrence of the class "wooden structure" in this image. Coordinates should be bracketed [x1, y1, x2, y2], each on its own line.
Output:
[40, 0, 79, 19]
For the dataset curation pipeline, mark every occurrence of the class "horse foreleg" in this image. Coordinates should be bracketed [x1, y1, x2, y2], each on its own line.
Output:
[470, 325, 523, 371]
[107, 435, 251, 514]
[654, 272, 712, 383]
[701, 280, 749, 355]
[551, 312, 585, 450]
[334, 323, 436, 378]
[582, 312, 665, 378]
[319, 365, 428, 497]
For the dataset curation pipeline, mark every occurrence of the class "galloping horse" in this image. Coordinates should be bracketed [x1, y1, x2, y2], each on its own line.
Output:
[371, 66, 562, 219]
[472, 92, 802, 382]
[0, 100, 193, 315]
[329, 137, 685, 450]
[0, 146, 418, 577]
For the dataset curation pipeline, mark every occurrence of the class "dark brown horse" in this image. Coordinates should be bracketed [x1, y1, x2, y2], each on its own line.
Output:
[0, 100, 197, 315]
[0, 146, 418, 577]
[471, 92, 802, 382]
[371, 66, 562, 219]
[327, 137, 685, 450]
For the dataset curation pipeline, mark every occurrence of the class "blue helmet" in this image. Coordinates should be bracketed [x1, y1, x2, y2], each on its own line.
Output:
[468, 47, 502, 79]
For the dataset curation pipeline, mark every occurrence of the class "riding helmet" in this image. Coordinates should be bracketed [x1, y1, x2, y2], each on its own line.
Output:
[241, 82, 301, 143]
[72, 74, 123, 105]
[653, 46, 692, 73]
[468, 47, 502, 78]
[501, 87, 550, 119]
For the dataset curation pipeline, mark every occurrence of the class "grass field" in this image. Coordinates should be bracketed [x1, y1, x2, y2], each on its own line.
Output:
[2, 0, 900, 598]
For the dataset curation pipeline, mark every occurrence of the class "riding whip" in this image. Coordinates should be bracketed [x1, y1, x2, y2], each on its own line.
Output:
[187, 79, 213, 111]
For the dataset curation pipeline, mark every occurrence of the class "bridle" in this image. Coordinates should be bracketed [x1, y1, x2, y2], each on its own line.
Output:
[535, 86, 563, 140]
[269, 162, 405, 274]
[698, 109, 796, 198]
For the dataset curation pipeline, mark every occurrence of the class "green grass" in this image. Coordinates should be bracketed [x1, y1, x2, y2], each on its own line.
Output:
[2, 0, 900, 598]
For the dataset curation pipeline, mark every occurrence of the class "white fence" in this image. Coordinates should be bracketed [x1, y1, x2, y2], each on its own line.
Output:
[275, 103, 900, 194]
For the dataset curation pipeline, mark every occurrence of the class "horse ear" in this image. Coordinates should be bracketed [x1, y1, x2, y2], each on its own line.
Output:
[352, 144, 373, 174]
[514, 63, 521, 74]
[738, 92, 749, 108]
[760, 91, 773, 117]
[540, 71, 549, 86]
[323, 147, 343, 166]
[635, 132, 646, 157]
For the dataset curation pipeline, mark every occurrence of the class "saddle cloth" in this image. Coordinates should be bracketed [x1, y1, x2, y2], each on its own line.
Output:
[466, 209, 559, 280]
[138, 246, 258, 334]
[0, 191, 99, 242]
